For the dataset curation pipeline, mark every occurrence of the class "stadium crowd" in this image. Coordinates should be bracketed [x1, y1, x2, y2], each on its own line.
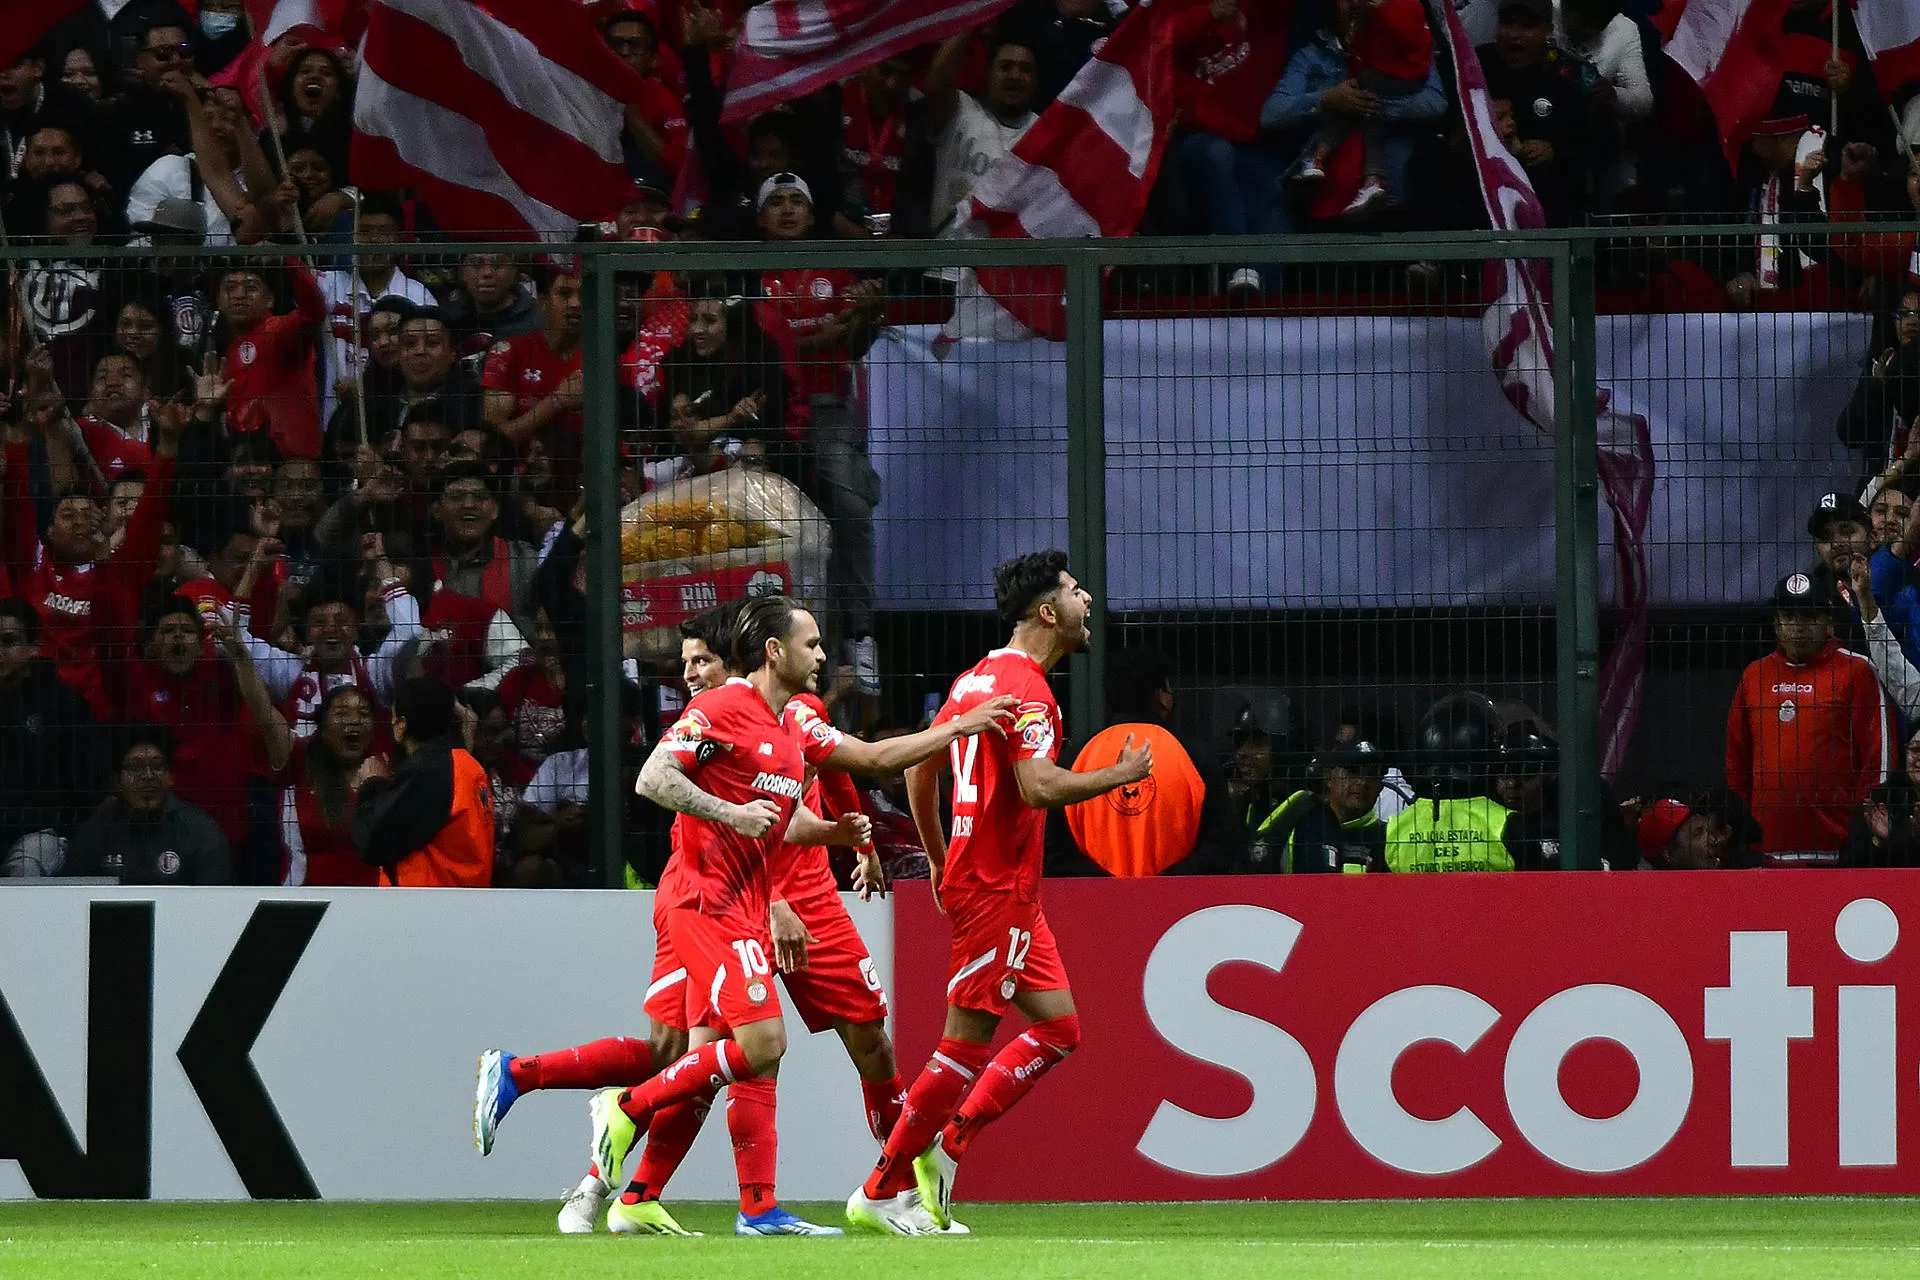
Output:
[0, 0, 1917, 886]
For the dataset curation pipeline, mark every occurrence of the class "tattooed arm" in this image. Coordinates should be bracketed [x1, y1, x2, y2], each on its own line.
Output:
[635, 742, 779, 836]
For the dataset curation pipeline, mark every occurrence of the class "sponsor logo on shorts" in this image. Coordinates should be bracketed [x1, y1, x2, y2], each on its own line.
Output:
[746, 979, 769, 1004]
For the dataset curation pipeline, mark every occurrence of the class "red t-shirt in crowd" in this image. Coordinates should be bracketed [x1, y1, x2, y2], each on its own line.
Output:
[632, 76, 689, 176]
[659, 677, 806, 927]
[118, 655, 262, 844]
[1171, 0, 1296, 145]
[841, 79, 910, 215]
[756, 267, 860, 435]
[2, 445, 173, 720]
[496, 661, 569, 768]
[1350, 0, 1434, 83]
[932, 647, 1060, 903]
[224, 259, 326, 459]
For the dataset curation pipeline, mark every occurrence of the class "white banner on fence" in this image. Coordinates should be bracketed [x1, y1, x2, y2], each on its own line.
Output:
[868, 313, 1872, 609]
[0, 889, 892, 1201]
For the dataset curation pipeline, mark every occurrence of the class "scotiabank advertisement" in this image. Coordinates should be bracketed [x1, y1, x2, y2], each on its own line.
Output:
[892, 874, 1920, 1198]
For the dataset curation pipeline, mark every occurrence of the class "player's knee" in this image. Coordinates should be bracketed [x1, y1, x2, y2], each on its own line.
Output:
[840, 1020, 895, 1079]
[1033, 1013, 1081, 1057]
[737, 1020, 787, 1075]
[650, 1025, 688, 1068]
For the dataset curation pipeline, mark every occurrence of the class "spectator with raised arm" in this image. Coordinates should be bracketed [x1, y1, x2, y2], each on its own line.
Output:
[273, 683, 387, 886]
[215, 257, 327, 459]
[95, 17, 195, 196]
[603, 10, 689, 193]
[926, 32, 1040, 240]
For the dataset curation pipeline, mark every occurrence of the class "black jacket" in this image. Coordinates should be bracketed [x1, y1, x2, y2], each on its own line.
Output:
[65, 794, 231, 884]
[0, 661, 102, 850]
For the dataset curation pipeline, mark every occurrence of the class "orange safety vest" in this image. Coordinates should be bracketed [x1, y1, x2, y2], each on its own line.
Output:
[1065, 722, 1204, 877]
[382, 749, 497, 887]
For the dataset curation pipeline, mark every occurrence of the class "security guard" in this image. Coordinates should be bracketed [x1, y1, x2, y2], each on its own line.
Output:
[355, 677, 496, 887]
[1256, 739, 1390, 873]
[1385, 692, 1517, 873]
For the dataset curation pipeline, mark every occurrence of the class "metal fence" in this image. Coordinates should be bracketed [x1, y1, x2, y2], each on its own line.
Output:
[1, 223, 1914, 886]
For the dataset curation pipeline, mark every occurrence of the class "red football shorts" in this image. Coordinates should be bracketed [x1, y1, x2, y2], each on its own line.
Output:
[644, 894, 691, 1031]
[779, 890, 889, 1033]
[942, 888, 1068, 1015]
[663, 907, 784, 1031]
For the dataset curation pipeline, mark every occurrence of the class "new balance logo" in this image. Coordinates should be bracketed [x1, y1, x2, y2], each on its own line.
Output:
[759, 742, 774, 755]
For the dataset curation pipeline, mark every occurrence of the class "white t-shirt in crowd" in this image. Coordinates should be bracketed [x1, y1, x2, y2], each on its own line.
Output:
[523, 748, 590, 813]
[931, 93, 1037, 237]
[125, 152, 236, 245]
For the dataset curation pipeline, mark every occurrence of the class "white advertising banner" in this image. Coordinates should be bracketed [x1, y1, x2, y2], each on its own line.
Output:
[0, 889, 892, 1201]
[868, 314, 1872, 610]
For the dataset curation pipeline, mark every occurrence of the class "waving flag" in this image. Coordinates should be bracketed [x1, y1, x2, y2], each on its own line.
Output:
[0, 0, 88, 73]
[939, 0, 1175, 346]
[352, 0, 646, 239]
[1853, 0, 1920, 98]
[723, 0, 1019, 122]
[1433, 0, 1654, 780]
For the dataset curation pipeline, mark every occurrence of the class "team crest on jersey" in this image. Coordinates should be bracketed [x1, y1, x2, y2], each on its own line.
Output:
[237, 341, 256, 365]
[1779, 699, 1796, 723]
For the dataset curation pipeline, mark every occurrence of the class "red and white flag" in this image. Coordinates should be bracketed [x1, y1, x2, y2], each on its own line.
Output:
[246, 0, 367, 44]
[352, 0, 646, 239]
[1656, 0, 1800, 163]
[0, 0, 88, 72]
[723, 0, 1019, 123]
[1433, 0, 1654, 780]
[1853, 0, 1920, 98]
[939, 0, 1176, 346]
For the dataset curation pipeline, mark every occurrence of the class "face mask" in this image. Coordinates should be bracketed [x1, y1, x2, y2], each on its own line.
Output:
[201, 12, 239, 38]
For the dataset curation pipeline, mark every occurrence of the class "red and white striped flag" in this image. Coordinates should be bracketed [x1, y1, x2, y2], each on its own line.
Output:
[939, 0, 1176, 346]
[722, 0, 1020, 123]
[1853, 0, 1920, 99]
[1433, 0, 1654, 780]
[246, 0, 367, 44]
[351, 0, 646, 239]
[0, 0, 88, 72]
[1656, 0, 1800, 164]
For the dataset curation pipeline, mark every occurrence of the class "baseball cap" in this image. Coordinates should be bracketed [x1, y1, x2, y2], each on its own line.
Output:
[1314, 738, 1388, 777]
[756, 171, 812, 211]
[1497, 0, 1553, 21]
[1807, 491, 1869, 538]
[1771, 570, 1842, 611]
[624, 177, 670, 208]
[131, 196, 207, 241]
[1752, 113, 1811, 139]
[1636, 798, 1691, 862]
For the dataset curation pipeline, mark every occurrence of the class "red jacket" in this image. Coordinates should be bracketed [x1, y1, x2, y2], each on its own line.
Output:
[2, 445, 173, 720]
[225, 258, 326, 459]
[1171, 1, 1294, 145]
[1726, 641, 1889, 859]
[118, 655, 262, 845]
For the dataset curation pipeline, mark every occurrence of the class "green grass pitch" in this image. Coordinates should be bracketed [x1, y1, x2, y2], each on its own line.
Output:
[1, 1198, 1915, 1279]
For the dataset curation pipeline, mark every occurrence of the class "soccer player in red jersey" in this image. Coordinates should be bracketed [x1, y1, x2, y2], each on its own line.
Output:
[474, 599, 1011, 1235]
[846, 550, 1152, 1235]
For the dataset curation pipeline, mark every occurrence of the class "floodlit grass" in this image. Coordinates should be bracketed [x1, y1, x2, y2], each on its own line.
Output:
[1, 1197, 1916, 1279]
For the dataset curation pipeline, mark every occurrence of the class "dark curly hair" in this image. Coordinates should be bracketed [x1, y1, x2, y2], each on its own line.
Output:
[994, 549, 1070, 634]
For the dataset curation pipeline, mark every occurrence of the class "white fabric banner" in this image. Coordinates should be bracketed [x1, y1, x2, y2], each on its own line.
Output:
[868, 313, 1872, 610]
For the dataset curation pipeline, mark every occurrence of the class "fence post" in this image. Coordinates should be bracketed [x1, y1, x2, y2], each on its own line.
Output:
[581, 256, 627, 889]
[1554, 239, 1604, 870]
[1064, 251, 1108, 746]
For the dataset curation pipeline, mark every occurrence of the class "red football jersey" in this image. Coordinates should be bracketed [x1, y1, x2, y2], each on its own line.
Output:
[660, 677, 807, 924]
[774, 691, 848, 901]
[756, 267, 861, 430]
[933, 647, 1060, 902]
[481, 330, 584, 444]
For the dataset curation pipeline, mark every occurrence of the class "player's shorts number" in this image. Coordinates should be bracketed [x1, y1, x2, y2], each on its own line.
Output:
[951, 735, 981, 805]
[731, 938, 771, 977]
[1006, 927, 1032, 971]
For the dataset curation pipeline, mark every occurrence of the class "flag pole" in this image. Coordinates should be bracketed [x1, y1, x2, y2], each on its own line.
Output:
[243, 6, 311, 247]
[1830, 2, 1841, 137]
[350, 189, 367, 448]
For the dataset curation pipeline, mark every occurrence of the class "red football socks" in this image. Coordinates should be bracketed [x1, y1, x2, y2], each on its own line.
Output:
[615, 1039, 753, 1125]
[626, 1099, 711, 1202]
[863, 1038, 990, 1198]
[508, 1037, 654, 1092]
[862, 1074, 906, 1143]
[941, 1015, 1080, 1160]
[729, 1076, 780, 1215]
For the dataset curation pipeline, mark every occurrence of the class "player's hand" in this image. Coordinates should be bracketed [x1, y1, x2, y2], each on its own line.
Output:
[927, 854, 946, 915]
[729, 798, 782, 838]
[833, 812, 873, 848]
[854, 847, 888, 900]
[769, 900, 817, 972]
[955, 694, 1017, 739]
[1868, 802, 1892, 843]
[1114, 733, 1154, 785]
